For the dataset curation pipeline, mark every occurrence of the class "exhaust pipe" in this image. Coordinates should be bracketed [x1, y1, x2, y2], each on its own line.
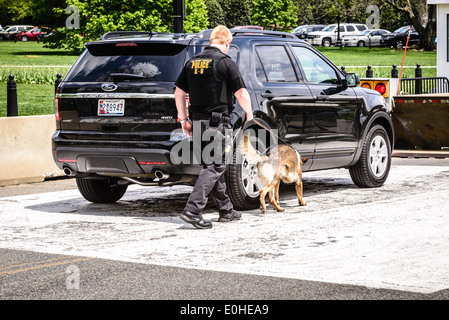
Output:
[63, 166, 77, 177]
[154, 170, 170, 180]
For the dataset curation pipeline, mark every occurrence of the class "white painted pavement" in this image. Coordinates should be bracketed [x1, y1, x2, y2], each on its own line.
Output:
[0, 164, 448, 294]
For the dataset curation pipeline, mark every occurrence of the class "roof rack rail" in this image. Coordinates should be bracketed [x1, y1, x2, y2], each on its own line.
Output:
[229, 28, 296, 39]
[99, 31, 156, 40]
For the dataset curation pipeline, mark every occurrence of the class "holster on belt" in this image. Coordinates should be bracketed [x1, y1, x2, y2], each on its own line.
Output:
[209, 112, 222, 127]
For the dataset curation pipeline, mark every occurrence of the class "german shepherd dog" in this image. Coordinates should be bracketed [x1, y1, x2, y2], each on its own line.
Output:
[242, 132, 308, 213]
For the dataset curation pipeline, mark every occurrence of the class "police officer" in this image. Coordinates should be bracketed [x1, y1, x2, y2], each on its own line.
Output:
[174, 25, 253, 229]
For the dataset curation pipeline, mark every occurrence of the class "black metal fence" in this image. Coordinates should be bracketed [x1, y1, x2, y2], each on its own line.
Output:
[399, 77, 449, 95]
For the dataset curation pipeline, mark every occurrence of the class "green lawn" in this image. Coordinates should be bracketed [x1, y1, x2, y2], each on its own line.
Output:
[0, 41, 78, 66]
[317, 47, 436, 67]
[317, 47, 437, 78]
[0, 83, 55, 117]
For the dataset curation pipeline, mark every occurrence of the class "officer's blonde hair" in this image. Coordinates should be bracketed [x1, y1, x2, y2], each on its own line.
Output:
[210, 26, 232, 45]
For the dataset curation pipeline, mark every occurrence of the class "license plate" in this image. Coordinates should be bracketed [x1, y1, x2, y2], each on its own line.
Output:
[98, 99, 125, 116]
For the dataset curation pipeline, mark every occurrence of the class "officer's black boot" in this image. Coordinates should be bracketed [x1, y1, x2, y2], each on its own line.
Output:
[218, 209, 242, 222]
[180, 210, 213, 229]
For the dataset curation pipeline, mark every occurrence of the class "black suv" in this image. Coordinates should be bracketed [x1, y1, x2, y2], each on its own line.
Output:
[52, 29, 394, 210]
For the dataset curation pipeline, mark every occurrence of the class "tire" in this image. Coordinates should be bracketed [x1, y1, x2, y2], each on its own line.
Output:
[349, 125, 391, 188]
[76, 178, 128, 203]
[225, 133, 266, 210]
[395, 40, 403, 49]
[357, 40, 365, 47]
[21, 36, 28, 42]
[322, 38, 332, 47]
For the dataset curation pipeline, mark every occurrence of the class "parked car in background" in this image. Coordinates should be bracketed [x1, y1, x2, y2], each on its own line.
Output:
[380, 26, 420, 49]
[17, 26, 51, 41]
[307, 23, 368, 47]
[0, 25, 33, 40]
[293, 25, 325, 40]
[343, 29, 391, 47]
[293, 25, 308, 33]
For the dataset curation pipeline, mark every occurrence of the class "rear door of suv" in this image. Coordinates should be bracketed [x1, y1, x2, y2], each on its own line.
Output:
[250, 41, 315, 168]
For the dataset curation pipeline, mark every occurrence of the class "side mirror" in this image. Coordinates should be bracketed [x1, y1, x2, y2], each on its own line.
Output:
[345, 73, 359, 87]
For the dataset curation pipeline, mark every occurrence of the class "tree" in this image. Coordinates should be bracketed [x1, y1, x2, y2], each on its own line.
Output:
[384, 0, 436, 50]
[31, 0, 67, 27]
[205, 0, 226, 28]
[220, 0, 252, 27]
[0, 0, 33, 25]
[183, 0, 209, 32]
[43, 0, 208, 53]
[252, 0, 298, 31]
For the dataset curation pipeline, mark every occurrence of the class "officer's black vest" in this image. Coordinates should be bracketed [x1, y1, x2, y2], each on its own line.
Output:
[185, 48, 233, 115]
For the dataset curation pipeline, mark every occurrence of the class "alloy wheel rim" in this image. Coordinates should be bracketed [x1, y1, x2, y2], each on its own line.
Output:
[241, 158, 260, 197]
[369, 135, 389, 177]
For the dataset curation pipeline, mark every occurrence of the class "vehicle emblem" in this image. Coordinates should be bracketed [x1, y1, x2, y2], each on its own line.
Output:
[101, 83, 118, 92]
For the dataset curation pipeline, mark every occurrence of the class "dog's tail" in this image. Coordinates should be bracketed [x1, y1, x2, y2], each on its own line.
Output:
[242, 133, 262, 163]
[294, 149, 308, 165]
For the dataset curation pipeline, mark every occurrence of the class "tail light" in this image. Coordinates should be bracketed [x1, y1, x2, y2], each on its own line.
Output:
[54, 87, 61, 121]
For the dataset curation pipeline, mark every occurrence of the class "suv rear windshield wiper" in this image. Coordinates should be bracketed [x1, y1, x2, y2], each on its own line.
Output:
[110, 73, 147, 81]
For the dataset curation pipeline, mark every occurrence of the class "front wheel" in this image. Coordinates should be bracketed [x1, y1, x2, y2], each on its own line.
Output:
[322, 38, 332, 47]
[225, 134, 265, 210]
[76, 178, 128, 203]
[349, 125, 391, 188]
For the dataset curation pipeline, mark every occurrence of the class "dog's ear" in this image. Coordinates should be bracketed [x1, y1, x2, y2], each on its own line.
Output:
[301, 158, 309, 165]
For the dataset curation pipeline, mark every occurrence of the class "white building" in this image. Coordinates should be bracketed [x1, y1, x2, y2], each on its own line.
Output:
[428, 0, 449, 79]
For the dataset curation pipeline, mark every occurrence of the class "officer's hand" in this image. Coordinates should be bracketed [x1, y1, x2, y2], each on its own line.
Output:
[182, 120, 192, 136]
[246, 112, 253, 121]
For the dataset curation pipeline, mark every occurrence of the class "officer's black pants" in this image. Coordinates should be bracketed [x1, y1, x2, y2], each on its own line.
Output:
[184, 120, 233, 214]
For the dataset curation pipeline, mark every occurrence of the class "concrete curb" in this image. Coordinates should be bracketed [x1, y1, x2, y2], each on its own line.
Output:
[0, 115, 63, 186]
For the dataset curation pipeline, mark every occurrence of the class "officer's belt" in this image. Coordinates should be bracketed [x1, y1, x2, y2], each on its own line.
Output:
[191, 112, 230, 123]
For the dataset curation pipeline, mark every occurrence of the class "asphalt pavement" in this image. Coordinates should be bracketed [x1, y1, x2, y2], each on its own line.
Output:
[0, 157, 449, 305]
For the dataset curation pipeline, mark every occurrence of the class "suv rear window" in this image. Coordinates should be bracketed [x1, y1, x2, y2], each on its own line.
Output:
[65, 42, 188, 82]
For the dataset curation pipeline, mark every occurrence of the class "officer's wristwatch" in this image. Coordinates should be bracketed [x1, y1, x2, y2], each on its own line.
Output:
[180, 118, 190, 124]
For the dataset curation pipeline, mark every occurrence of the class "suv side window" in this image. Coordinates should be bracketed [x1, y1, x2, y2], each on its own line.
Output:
[346, 25, 355, 32]
[254, 45, 298, 82]
[292, 46, 339, 84]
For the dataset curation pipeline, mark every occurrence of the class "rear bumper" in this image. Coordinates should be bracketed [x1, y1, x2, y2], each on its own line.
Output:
[52, 131, 203, 178]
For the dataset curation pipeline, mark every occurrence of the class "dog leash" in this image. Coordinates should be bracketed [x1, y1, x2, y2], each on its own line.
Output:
[250, 118, 289, 146]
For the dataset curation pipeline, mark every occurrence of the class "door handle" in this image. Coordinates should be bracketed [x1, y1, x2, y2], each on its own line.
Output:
[261, 90, 275, 99]
[261, 93, 276, 99]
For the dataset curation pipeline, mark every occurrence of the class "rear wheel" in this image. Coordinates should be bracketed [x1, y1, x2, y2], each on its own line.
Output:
[357, 40, 365, 47]
[349, 125, 391, 188]
[76, 178, 128, 203]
